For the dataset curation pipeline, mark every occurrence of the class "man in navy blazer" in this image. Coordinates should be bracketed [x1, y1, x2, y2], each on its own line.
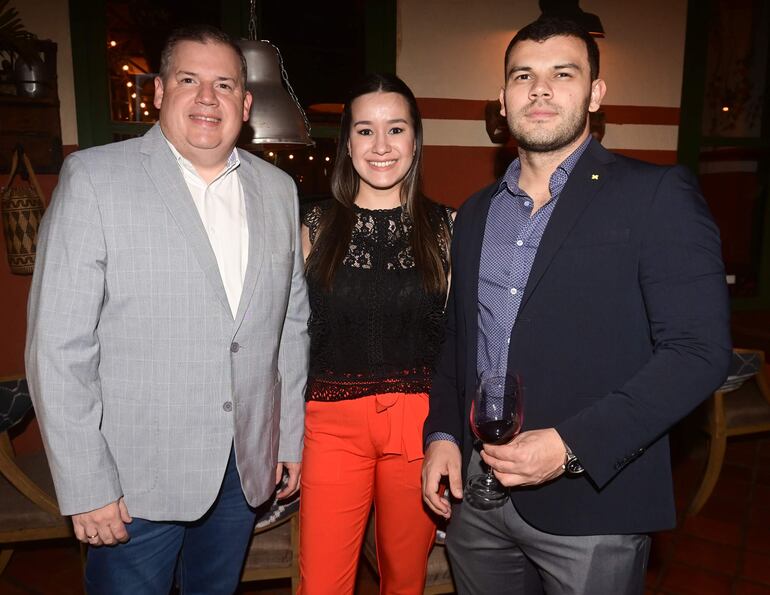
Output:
[422, 17, 731, 595]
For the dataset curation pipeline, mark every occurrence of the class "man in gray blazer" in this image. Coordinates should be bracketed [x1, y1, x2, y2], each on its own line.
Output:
[25, 24, 309, 593]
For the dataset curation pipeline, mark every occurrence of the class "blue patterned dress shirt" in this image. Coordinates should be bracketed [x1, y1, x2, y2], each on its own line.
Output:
[429, 135, 591, 445]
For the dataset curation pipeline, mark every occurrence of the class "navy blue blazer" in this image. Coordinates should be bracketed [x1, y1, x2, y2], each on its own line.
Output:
[425, 139, 732, 535]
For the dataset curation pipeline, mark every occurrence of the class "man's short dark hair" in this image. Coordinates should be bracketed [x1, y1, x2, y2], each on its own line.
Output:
[504, 17, 600, 81]
[159, 24, 247, 89]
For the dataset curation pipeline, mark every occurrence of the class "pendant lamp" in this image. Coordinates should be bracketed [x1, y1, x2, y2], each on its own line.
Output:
[538, 0, 605, 38]
[237, 1, 313, 146]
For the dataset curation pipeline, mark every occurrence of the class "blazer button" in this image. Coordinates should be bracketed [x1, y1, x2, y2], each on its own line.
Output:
[223, 401, 233, 412]
[230, 342, 240, 353]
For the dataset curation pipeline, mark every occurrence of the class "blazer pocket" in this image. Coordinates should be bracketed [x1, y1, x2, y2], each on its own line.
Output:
[574, 393, 603, 402]
[563, 228, 631, 249]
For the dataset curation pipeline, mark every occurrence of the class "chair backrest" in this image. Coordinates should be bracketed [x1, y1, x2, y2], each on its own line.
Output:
[719, 349, 764, 393]
[240, 492, 300, 590]
[687, 347, 770, 515]
[710, 348, 770, 433]
[0, 376, 71, 561]
[750, 351, 770, 405]
[253, 491, 299, 534]
[0, 376, 33, 434]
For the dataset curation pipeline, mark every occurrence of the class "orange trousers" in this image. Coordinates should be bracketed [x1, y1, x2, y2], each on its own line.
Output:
[298, 392, 436, 595]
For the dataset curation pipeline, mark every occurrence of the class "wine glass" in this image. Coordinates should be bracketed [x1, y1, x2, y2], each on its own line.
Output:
[464, 370, 523, 510]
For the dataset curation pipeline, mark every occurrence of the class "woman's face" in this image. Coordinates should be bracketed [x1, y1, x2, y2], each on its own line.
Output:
[347, 91, 416, 198]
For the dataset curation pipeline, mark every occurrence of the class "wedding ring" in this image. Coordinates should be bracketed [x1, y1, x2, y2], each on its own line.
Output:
[87, 534, 98, 539]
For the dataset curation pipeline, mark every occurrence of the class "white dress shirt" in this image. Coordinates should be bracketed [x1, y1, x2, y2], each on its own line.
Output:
[165, 137, 249, 317]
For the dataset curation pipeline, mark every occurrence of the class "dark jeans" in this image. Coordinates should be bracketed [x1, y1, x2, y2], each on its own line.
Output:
[85, 448, 257, 595]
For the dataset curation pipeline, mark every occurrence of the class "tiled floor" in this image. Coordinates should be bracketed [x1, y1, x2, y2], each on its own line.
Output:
[644, 432, 770, 595]
[3, 432, 770, 594]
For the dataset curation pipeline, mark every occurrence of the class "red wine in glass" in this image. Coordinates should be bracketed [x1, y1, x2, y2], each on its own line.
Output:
[465, 371, 523, 510]
[471, 414, 521, 445]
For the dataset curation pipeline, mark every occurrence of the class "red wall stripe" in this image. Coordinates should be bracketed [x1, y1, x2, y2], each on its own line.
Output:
[423, 145, 511, 207]
[611, 149, 677, 164]
[422, 145, 677, 206]
[602, 106, 679, 126]
[417, 98, 487, 121]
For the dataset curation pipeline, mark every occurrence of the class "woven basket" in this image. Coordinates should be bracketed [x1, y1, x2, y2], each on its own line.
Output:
[1, 148, 47, 275]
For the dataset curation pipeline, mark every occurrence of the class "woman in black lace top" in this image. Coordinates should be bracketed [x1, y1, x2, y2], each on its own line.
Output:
[297, 74, 452, 595]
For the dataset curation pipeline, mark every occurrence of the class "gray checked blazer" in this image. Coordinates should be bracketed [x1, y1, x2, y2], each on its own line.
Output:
[25, 124, 309, 521]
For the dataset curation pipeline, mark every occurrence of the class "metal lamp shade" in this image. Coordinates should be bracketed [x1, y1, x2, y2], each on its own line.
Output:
[238, 40, 313, 146]
[538, 0, 606, 38]
[580, 12, 605, 38]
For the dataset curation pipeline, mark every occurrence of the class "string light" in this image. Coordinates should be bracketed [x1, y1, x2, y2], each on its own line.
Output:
[126, 81, 133, 88]
[268, 151, 275, 157]
[122, 64, 130, 71]
[140, 102, 146, 108]
[308, 155, 314, 161]
[130, 92, 137, 99]
[721, 106, 730, 112]
[109, 40, 117, 48]
[288, 154, 294, 160]
[324, 156, 330, 162]
[143, 110, 149, 116]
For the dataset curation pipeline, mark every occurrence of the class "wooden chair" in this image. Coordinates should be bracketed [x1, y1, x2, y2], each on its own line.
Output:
[0, 374, 72, 575]
[240, 493, 300, 592]
[363, 513, 455, 595]
[687, 348, 770, 515]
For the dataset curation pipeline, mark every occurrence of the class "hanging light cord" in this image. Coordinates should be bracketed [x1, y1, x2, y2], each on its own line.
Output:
[271, 43, 312, 140]
[248, 0, 258, 41]
[247, 0, 312, 141]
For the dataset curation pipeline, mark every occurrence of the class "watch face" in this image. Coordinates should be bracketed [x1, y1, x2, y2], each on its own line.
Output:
[566, 456, 584, 475]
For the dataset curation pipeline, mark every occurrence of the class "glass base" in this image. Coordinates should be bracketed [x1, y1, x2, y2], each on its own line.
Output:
[464, 472, 509, 510]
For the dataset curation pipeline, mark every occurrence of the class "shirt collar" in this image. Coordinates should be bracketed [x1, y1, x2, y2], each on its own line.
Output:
[161, 130, 240, 184]
[497, 134, 592, 200]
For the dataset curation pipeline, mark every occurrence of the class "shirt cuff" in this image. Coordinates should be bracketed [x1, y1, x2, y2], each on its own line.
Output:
[426, 431, 460, 446]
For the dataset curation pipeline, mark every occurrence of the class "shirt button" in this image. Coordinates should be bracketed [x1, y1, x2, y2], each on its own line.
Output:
[230, 342, 240, 353]
[524, 201, 531, 207]
[510, 287, 518, 295]
[223, 401, 233, 412]
[516, 240, 523, 247]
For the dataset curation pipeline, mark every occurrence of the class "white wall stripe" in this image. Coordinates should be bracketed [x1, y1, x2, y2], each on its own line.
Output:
[423, 119, 680, 152]
[602, 124, 679, 151]
[423, 119, 498, 147]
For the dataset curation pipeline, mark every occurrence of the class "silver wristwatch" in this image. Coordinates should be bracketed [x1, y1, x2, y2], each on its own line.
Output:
[562, 442, 585, 476]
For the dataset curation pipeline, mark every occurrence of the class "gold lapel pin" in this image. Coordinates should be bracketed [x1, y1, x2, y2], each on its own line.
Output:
[591, 174, 600, 180]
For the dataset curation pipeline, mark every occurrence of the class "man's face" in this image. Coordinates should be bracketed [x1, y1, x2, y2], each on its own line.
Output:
[500, 35, 605, 153]
[154, 40, 252, 168]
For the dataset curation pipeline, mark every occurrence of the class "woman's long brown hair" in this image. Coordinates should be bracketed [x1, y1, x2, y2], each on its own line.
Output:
[305, 73, 450, 294]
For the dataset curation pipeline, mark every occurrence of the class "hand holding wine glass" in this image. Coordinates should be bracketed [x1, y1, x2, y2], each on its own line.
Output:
[465, 370, 523, 510]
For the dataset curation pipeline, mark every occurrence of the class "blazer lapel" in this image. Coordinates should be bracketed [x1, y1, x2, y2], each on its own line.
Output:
[140, 125, 232, 317]
[518, 139, 615, 314]
[232, 152, 266, 331]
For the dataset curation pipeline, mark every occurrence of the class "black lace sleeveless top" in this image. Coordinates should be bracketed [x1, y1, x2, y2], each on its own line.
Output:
[303, 201, 453, 402]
